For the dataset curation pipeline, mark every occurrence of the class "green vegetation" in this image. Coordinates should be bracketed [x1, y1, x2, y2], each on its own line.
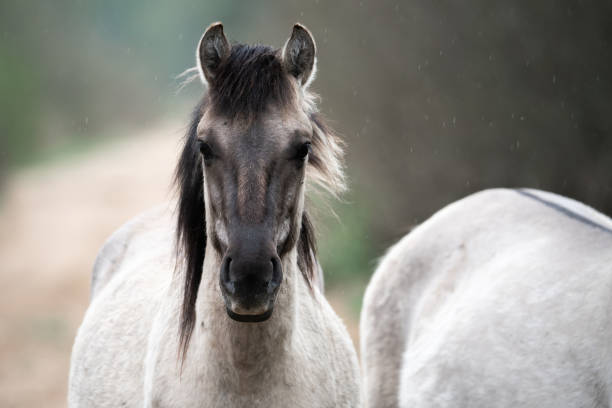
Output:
[0, 2, 244, 174]
[319, 198, 376, 286]
[315, 194, 378, 317]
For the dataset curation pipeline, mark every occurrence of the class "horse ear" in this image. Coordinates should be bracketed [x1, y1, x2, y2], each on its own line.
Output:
[197, 22, 231, 84]
[282, 24, 317, 87]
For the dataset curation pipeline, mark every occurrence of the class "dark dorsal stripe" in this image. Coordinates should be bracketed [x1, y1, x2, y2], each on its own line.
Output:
[515, 189, 612, 236]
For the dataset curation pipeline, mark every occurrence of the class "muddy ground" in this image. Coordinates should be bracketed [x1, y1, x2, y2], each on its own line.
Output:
[0, 122, 359, 407]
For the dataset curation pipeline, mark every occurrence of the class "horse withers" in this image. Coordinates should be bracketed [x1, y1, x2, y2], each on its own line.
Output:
[69, 23, 361, 407]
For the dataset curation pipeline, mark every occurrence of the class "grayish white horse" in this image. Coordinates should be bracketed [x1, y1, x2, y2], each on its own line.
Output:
[361, 188, 612, 407]
[69, 23, 361, 407]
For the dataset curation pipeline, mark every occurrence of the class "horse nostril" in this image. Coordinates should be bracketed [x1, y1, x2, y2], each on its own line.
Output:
[268, 256, 282, 293]
[220, 257, 235, 294]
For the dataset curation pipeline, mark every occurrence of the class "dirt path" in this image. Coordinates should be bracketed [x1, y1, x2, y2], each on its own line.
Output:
[0, 121, 359, 407]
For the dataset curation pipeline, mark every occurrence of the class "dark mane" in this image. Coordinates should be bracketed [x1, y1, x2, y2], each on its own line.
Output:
[175, 44, 323, 360]
[175, 100, 206, 360]
[210, 44, 294, 119]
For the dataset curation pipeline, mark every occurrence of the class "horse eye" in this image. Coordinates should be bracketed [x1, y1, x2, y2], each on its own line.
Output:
[198, 141, 215, 161]
[294, 142, 311, 161]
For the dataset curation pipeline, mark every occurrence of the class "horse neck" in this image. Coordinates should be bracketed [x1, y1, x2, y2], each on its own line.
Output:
[195, 242, 301, 371]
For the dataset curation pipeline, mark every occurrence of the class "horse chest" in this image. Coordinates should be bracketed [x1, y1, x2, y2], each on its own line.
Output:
[143, 327, 340, 408]
[146, 359, 336, 408]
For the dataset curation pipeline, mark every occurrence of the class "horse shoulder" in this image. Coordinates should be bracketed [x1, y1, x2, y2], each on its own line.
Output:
[69, 204, 176, 407]
[312, 289, 362, 405]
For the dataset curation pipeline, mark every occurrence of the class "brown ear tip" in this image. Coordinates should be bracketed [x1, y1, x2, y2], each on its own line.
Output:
[292, 23, 308, 33]
[291, 23, 315, 45]
[206, 21, 224, 34]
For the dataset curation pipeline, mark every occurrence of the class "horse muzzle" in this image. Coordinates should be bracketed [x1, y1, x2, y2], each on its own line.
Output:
[219, 254, 282, 322]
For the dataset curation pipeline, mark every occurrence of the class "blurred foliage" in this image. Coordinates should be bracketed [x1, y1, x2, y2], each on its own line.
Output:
[1, 1, 611, 288]
[318, 196, 377, 286]
[0, 1, 240, 173]
[316, 196, 377, 316]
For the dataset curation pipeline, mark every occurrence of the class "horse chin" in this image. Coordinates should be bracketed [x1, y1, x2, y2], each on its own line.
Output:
[226, 307, 274, 323]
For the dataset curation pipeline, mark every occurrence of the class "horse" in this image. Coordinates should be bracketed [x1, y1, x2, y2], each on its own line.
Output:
[69, 23, 361, 407]
[360, 188, 612, 407]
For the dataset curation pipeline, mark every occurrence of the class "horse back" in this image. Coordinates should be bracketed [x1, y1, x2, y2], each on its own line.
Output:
[90, 204, 175, 298]
[361, 188, 612, 407]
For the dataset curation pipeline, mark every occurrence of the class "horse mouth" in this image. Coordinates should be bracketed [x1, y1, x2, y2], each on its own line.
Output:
[226, 307, 274, 322]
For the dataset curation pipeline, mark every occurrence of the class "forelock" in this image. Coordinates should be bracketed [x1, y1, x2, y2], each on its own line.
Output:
[209, 44, 295, 119]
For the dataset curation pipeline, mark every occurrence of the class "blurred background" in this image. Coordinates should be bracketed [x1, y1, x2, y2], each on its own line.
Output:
[1, 1, 611, 406]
